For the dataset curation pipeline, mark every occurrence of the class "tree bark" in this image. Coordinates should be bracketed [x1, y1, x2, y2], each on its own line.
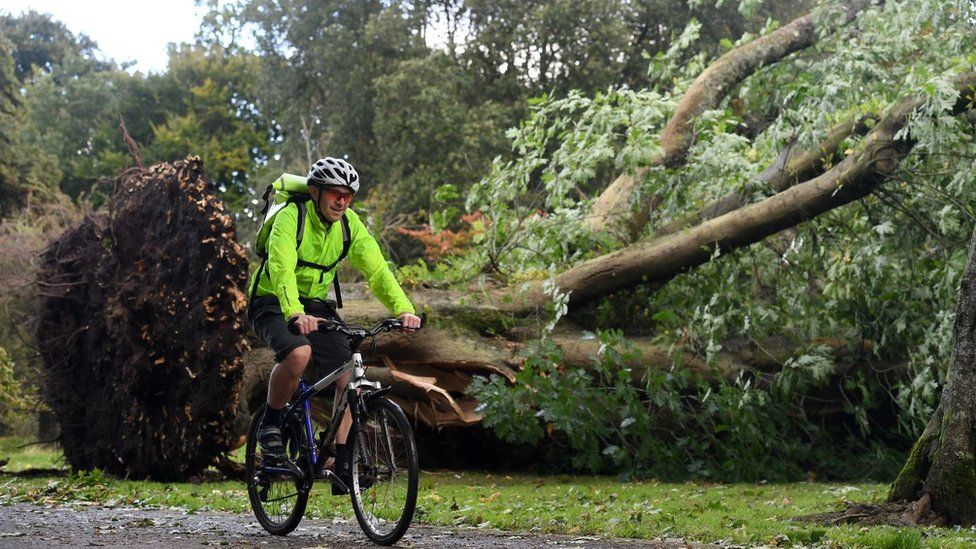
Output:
[236, 296, 901, 434]
[887, 222, 976, 524]
[585, 0, 875, 238]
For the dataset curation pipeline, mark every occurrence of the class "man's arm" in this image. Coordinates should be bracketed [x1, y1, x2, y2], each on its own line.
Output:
[347, 213, 415, 316]
[266, 203, 305, 318]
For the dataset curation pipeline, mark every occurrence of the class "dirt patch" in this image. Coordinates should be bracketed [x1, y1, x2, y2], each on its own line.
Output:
[0, 503, 701, 548]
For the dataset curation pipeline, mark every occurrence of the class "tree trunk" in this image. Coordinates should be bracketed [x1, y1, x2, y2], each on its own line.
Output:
[887, 223, 976, 524]
[236, 294, 903, 435]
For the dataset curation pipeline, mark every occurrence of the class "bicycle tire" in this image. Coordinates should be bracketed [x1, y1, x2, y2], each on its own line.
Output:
[245, 404, 312, 535]
[349, 397, 419, 545]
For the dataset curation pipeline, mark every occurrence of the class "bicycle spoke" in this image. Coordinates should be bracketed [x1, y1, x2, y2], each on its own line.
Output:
[379, 412, 398, 470]
[263, 491, 299, 504]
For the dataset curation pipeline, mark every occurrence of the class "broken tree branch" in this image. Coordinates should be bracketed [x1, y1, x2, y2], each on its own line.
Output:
[586, 0, 876, 238]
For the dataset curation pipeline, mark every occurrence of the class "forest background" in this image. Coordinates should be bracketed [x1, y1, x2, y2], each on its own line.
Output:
[1, 0, 975, 486]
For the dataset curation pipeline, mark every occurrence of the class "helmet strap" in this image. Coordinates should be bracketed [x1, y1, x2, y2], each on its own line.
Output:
[315, 185, 325, 219]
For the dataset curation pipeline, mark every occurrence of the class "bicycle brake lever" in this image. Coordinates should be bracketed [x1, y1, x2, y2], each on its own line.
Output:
[318, 318, 339, 330]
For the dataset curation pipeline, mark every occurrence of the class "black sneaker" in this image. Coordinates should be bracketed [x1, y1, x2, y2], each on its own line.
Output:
[332, 466, 351, 496]
[257, 425, 286, 463]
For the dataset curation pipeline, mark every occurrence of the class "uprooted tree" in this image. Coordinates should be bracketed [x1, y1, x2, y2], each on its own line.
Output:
[262, 0, 976, 433]
[35, 158, 250, 480]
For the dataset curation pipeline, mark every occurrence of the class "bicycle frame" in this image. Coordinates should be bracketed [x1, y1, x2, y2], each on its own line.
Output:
[261, 350, 383, 482]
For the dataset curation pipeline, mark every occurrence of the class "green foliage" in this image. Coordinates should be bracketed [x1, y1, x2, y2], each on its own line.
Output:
[0, 200, 81, 433]
[0, 28, 23, 213]
[465, 86, 678, 276]
[0, 10, 110, 82]
[0, 27, 64, 214]
[148, 45, 270, 213]
[0, 347, 30, 433]
[472, 330, 903, 481]
[372, 52, 509, 220]
[460, 0, 976, 475]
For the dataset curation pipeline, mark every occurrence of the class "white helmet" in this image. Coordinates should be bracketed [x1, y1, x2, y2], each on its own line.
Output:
[307, 157, 360, 194]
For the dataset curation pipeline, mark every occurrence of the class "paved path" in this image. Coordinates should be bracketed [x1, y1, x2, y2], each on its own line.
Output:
[0, 503, 701, 548]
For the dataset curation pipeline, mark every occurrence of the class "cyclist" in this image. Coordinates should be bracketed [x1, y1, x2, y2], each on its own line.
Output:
[247, 156, 421, 495]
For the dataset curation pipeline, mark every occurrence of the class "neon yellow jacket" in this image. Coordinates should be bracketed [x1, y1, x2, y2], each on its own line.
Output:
[249, 201, 414, 319]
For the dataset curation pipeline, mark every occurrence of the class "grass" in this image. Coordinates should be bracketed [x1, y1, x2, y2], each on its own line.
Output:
[0, 435, 63, 472]
[2, 436, 976, 547]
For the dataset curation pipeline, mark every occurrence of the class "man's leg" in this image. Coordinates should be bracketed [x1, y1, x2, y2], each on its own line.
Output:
[331, 371, 354, 494]
[258, 345, 312, 459]
[334, 371, 353, 443]
[267, 345, 313, 409]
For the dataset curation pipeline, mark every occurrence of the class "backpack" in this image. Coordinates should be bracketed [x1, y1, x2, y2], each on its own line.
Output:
[248, 173, 351, 308]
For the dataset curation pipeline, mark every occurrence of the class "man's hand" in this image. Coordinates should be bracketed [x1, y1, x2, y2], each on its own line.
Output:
[398, 313, 422, 332]
[290, 313, 323, 335]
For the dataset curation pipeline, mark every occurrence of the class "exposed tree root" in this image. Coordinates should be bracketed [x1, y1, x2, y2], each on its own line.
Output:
[797, 493, 946, 527]
[35, 157, 250, 481]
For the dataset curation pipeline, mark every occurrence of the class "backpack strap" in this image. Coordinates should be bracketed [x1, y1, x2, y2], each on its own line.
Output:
[248, 200, 308, 302]
[294, 201, 307, 249]
[333, 214, 351, 308]
[259, 184, 274, 216]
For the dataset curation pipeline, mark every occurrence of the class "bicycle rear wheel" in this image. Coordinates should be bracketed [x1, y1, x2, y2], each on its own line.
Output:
[349, 397, 419, 545]
[245, 405, 312, 535]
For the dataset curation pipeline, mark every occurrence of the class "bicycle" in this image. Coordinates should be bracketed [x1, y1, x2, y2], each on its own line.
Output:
[245, 314, 425, 545]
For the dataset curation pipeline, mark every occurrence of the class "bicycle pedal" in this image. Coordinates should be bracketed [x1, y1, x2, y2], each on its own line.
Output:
[313, 468, 331, 480]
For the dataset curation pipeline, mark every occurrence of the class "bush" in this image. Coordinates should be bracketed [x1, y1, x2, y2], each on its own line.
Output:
[0, 198, 82, 433]
[471, 330, 905, 481]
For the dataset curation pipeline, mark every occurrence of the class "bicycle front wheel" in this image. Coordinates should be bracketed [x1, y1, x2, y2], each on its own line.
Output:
[245, 405, 312, 535]
[349, 397, 419, 545]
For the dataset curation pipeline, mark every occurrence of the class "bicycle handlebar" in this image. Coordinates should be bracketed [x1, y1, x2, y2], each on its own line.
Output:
[287, 312, 427, 338]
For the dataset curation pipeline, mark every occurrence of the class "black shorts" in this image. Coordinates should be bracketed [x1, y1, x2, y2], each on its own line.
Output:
[248, 296, 353, 381]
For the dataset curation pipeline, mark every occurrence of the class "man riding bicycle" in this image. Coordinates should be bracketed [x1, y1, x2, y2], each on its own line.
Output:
[247, 156, 421, 495]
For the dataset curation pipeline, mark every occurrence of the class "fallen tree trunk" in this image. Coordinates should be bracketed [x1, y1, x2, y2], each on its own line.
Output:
[236, 293, 906, 434]
[35, 157, 250, 481]
[586, 0, 875, 237]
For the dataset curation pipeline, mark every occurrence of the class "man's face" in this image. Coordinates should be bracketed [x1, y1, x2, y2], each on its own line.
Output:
[312, 185, 354, 222]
